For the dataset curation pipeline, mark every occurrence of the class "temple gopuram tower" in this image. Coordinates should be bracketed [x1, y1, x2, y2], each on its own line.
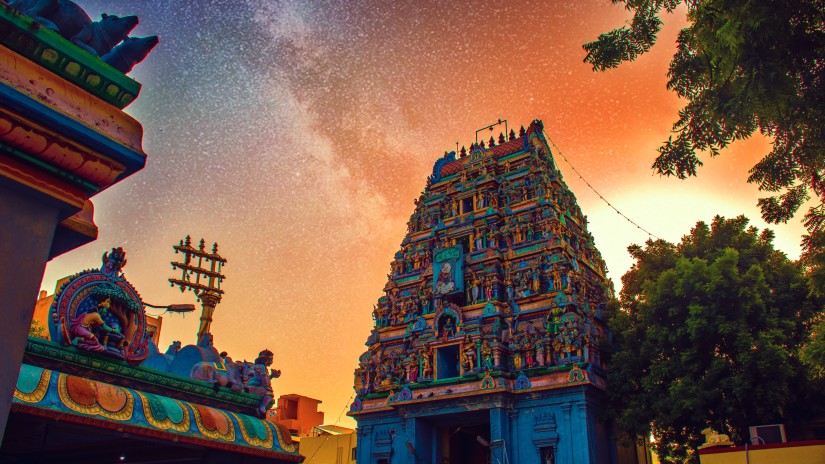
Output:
[350, 120, 616, 464]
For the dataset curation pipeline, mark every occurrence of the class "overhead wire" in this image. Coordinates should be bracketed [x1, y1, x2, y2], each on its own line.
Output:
[302, 391, 356, 464]
[542, 130, 661, 241]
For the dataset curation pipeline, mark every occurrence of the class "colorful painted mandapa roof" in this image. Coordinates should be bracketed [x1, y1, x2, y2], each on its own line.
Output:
[13, 364, 300, 461]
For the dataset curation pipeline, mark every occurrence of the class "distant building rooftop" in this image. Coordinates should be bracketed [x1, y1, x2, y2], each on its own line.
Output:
[313, 425, 354, 436]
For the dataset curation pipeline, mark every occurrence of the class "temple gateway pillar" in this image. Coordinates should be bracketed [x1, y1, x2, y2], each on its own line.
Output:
[490, 406, 512, 464]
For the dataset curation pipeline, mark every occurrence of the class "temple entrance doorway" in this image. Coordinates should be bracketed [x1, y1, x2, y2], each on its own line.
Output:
[440, 420, 491, 464]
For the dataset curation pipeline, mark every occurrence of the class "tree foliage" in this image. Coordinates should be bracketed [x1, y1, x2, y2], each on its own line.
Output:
[606, 216, 823, 463]
[584, 0, 825, 243]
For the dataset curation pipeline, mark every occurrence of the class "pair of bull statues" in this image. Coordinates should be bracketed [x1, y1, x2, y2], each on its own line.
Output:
[191, 348, 282, 417]
[7, 0, 157, 73]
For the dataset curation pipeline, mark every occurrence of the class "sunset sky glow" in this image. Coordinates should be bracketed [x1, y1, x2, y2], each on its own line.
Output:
[39, 0, 806, 428]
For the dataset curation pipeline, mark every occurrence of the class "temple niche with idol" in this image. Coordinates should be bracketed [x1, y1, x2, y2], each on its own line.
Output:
[350, 120, 621, 464]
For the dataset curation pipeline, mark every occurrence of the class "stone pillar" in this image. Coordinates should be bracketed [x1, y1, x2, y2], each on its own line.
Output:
[404, 417, 433, 464]
[355, 425, 372, 463]
[508, 409, 520, 463]
[197, 290, 221, 343]
[0, 185, 61, 440]
[490, 407, 511, 464]
[561, 403, 573, 463]
[576, 402, 594, 464]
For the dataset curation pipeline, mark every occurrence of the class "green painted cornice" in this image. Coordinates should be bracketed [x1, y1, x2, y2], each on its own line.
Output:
[24, 337, 263, 415]
[0, 2, 140, 108]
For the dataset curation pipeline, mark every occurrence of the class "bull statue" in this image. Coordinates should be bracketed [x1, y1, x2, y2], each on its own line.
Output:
[190, 351, 243, 393]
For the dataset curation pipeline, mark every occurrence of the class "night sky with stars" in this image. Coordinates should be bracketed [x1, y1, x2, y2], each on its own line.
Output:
[39, 0, 806, 427]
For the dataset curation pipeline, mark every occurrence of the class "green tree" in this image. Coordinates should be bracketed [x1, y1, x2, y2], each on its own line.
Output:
[583, 0, 825, 244]
[606, 216, 823, 463]
[28, 318, 46, 339]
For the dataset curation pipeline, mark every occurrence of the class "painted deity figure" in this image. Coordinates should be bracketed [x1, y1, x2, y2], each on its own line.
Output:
[435, 262, 455, 295]
[531, 268, 541, 294]
[536, 336, 545, 366]
[417, 280, 432, 314]
[513, 344, 523, 370]
[552, 265, 562, 291]
[492, 318, 503, 340]
[422, 350, 433, 378]
[481, 340, 493, 371]
[485, 276, 494, 302]
[69, 298, 124, 358]
[547, 307, 562, 335]
[244, 349, 279, 417]
[524, 337, 535, 368]
[408, 356, 419, 383]
[463, 341, 476, 372]
[471, 274, 481, 303]
[442, 316, 456, 338]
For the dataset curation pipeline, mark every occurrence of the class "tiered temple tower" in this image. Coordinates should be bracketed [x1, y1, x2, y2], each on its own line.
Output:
[350, 120, 616, 464]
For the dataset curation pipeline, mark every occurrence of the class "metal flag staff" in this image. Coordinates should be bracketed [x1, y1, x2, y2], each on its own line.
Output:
[169, 236, 226, 343]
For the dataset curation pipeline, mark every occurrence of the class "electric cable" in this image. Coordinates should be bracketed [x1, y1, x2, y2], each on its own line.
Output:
[542, 130, 661, 241]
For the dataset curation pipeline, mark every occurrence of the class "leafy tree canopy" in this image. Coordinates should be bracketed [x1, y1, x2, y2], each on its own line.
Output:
[584, 0, 825, 247]
[606, 215, 824, 463]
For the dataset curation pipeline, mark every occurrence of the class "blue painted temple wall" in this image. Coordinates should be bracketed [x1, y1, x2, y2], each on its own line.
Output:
[355, 386, 617, 464]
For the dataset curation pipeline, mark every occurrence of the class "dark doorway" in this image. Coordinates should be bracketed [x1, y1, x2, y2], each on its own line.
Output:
[442, 423, 490, 464]
[436, 345, 460, 380]
[461, 197, 473, 215]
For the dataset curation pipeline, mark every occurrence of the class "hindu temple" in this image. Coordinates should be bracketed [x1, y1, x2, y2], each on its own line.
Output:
[350, 120, 620, 464]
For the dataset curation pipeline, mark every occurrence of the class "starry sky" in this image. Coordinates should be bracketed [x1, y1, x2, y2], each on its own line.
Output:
[38, 0, 807, 428]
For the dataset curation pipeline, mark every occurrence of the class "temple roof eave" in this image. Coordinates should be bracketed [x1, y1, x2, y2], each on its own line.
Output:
[13, 363, 302, 462]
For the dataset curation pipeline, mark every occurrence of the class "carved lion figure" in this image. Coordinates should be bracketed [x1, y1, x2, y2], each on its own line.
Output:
[698, 427, 733, 449]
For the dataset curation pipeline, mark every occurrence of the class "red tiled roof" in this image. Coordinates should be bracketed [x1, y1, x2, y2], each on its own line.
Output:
[440, 160, 464, 177]
[437, 120, 544, 178]
[489, 138, 524, 158]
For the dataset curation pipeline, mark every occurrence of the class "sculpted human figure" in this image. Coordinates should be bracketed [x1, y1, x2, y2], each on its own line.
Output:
[463, 339, 476, 372]
[408, 356, 419, 383]
[470, 273, 481, 303]
[243, 349, 279, 417]
[422, 350, 433, 378]
[436, 262, 455, 295]
[535, 335, 545, 366]
[524, 337, 535, 368]
[552, 265, 562, 291]
[485, 276, 494, 302]
[461, 351, 471, 372]
[481, 340, 493, 371]
[513, 344, 523, 370]
[442, 316, 456, 338]
[69, 300, 116, 353]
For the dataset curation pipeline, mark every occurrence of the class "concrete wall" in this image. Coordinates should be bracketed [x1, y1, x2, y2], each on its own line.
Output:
[270, 395, 325, 436]
[301, 433, 357, 464]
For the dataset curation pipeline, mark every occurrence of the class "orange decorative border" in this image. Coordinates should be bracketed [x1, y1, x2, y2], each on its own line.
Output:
[0, 151, 87, 207]
[56, 373, 134, 421]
